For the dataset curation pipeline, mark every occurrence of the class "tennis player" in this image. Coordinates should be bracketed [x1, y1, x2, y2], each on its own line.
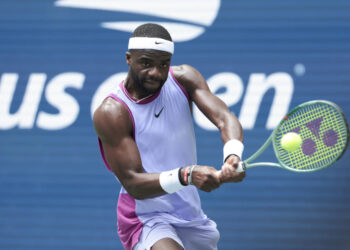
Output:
[93, 23, 245, 250]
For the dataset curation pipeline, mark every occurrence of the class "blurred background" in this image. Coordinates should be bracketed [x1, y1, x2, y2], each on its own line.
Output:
[1, 0, 349, 249]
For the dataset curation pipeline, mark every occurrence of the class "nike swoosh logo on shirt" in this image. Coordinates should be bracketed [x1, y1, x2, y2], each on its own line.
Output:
[155, 107, 164, 118]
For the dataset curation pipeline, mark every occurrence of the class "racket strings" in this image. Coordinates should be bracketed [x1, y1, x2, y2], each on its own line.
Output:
[274, 103, 348, 171]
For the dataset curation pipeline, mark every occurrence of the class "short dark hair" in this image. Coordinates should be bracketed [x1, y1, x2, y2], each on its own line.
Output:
[131, 23, 172, 42]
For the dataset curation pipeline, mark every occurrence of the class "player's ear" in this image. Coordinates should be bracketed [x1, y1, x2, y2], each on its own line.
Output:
[126, 52, 131, 65]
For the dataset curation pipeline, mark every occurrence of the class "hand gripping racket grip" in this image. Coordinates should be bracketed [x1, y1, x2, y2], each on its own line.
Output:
[216, 162, 246, 176]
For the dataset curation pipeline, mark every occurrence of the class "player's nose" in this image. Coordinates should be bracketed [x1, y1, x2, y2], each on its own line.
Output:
[148, 66, 162, 79]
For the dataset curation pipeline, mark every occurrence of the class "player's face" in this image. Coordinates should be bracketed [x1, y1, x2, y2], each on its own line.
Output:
[126, 49, 171, 95]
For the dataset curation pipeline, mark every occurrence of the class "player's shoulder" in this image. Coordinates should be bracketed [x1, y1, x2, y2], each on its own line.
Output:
[93, 98, 133, 142]
[171, 64, 207, 92]
[171, 64, 199, 80]
[171, 64, 204, 85]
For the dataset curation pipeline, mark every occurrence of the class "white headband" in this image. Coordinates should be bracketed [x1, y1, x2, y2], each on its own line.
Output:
[128, 37, 174, 54]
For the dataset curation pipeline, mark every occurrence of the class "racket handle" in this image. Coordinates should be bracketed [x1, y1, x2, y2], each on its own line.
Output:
[216, 162, 246, 176]
[236, 162, 246, 173]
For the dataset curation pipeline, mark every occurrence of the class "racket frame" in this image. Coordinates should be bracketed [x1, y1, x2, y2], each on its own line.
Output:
[242, 100, 349, 172]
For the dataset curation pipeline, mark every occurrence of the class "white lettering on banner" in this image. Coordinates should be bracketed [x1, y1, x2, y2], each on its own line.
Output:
[37, 73, 85, 130]
[239, 73, 294, 129]
[90, 72, 128, 117]
[0, 73, 46, 129]
[0, 71, 294, 131]
[55, 0, 221, 42]
[0, 72, 84, 130]
[194, 72, 294, 131]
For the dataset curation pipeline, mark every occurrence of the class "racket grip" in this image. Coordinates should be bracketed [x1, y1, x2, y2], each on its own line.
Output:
[216, 162, 246, 176]
[236, 162, 246, 173]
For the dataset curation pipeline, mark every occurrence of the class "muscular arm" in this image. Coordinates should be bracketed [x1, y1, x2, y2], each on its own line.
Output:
[94, 98, 221, 199]
[93, 98, 166, 199]
[172, 65, 245, 183]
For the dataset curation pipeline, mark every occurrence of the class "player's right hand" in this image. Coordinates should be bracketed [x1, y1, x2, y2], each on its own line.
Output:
[191, 166, 221, 192]
[218, 155, 246, 183]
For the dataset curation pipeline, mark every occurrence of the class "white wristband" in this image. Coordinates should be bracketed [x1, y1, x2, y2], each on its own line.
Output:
[159, 168, 185, 194]
[223, 139, 244, 162]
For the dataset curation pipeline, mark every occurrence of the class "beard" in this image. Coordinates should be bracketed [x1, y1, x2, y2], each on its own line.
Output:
[129, 67, 166, 95]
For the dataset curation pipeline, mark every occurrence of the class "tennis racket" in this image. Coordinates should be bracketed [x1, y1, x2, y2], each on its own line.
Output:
[235, 100, 349, 173]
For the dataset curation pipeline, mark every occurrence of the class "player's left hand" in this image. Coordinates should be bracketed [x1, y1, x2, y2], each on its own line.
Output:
[191, 166, 221, 192]
[218, 155, 246, 183]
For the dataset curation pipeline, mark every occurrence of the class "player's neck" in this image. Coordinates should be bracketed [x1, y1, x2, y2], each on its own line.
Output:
[124, 77, 153, 101]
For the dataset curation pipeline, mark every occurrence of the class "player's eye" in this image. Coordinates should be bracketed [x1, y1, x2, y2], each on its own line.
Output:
[139, 59, 151, 68]
[161, 62, 170, 68]
[142, 61, 150, 67]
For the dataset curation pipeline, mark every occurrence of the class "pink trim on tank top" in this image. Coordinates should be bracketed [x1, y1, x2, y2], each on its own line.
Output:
[120, 81, 161, 104]
[169, 67, 190, 102]
[117, 193, 143, 250]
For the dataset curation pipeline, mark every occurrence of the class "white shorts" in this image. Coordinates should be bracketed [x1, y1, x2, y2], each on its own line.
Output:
[133, 219, 219, 250]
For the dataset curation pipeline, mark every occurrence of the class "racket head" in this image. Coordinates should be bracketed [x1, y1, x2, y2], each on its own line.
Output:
[272, 100, 349, 172]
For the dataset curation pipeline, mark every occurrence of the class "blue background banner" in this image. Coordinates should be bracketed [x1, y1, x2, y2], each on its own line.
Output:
[1, 1, 349, 249]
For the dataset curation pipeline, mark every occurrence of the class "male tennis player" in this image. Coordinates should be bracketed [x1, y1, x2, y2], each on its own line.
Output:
[93, 23, 245, 250]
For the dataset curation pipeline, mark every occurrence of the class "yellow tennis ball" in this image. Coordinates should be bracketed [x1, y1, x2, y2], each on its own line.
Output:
[281, 132, 302, 152]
